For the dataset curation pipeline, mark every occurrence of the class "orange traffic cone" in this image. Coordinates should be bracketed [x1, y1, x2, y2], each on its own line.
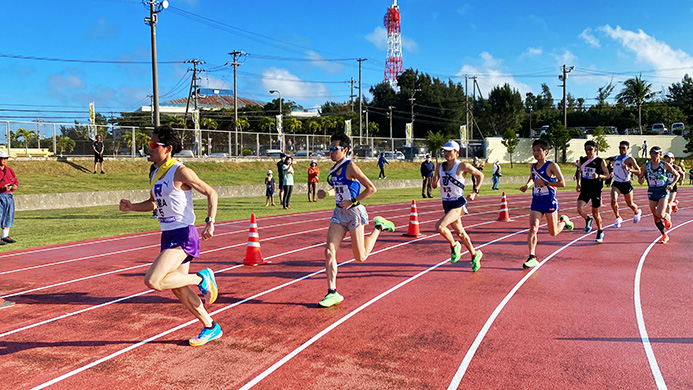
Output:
[497, 192, 512, 222]
[403, 200, 423, 237]
[242, 214, 269, 266]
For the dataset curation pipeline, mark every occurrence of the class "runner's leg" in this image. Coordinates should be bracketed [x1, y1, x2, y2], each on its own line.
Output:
[527, 210, 542, 256]
[436, 208, 463, 246]
[144, 248, 202, 291]
[450, 218, 475, 255]
[325, 223, 347, 291]
[170, 263, 213, 327]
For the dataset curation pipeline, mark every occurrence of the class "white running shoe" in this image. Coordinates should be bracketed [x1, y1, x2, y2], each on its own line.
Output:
[614, 217, 622, 228]
[463, 205, 469, 215]
[633, 209, 642, 224]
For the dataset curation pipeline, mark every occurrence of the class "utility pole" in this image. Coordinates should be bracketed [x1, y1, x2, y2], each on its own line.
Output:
[144, 0, 168, 127]
[349, 78, 356, 112]
[184, 59, 205, 124]
[409, 88, 421, 139]
[363, 107, 369, 146]
[357, 58, 367, 144]
[227, 50, 244, 156]
[559, 64, 575, 127]
[465, 74, 469, 159]
[471, 76, 477, 141]
[388, 105, 394, 151]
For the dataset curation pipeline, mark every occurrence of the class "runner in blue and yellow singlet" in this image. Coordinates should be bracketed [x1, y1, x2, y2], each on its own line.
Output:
[638, 146, 680, 244]
[519, 139, 574, 269]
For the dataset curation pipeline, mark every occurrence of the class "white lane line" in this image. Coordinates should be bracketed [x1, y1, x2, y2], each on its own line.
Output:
[28, 213, 527, 390]
[634, 218, 693, 390]
[238, 223, 533, 390]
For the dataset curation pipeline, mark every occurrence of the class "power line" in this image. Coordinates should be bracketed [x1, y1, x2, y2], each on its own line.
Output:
[0, 53, 184, 65]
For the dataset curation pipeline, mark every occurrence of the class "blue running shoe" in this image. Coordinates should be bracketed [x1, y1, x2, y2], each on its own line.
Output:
[189, 322, 222, 346]
[584, 216, 593, 233]
[197, 268, 218, 305]
[595, 230, 604, 243]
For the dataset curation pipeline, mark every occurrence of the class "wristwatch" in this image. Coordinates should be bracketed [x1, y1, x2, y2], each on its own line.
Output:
[350, 197, 360, 206]
[205, 217, 215, 223]
[473, 188, 479, 194]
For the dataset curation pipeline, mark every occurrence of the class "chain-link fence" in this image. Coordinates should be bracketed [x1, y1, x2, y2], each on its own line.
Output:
[1, 120, 487, 160]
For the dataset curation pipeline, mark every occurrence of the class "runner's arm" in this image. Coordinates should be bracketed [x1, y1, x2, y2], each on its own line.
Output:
[431, 163, 440, 189]
[626, 157, 641, 175]
[547, 162, 566, 187]
[664, 163, 681, 188]
[119, 192, 156, 212]
[346, 162, 376, 202]
[637, 164, 647, 184]
[178, 166, 218, 239]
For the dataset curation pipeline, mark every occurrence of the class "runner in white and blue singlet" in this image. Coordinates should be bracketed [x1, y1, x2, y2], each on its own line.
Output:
[663, 152, 685, 215]
[519, 139, 574, 269]
[319, 133, 396, 308]
[637, 146, 680, 244]
[432, 140, 483, 271]
[609, 140, 641, 228]
[119, 125, 222, 346]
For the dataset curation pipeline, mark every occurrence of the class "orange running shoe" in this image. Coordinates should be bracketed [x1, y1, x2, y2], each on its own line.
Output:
[663, 218, 672, 230]
[660, 233, 669, 244]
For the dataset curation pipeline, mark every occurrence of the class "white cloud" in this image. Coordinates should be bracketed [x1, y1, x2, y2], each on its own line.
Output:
[579, 28, 601, 48]
[600, 24, 693, 82]
[456, 52, 532, 96]
[520, 47, 543, 59]
[554, 49, 577, 67]
[306, 50, 343, 74]
[49, 69, 86, 101]
[365, 26, 418, 53]
[261, 68, 329, 102]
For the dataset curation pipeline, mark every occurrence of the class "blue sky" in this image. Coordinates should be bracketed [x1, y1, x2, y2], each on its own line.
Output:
[3, 0, 693, 125]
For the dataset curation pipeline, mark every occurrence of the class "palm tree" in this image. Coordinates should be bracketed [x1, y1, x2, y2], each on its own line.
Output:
[15, 128, 37, 156]
[260, 117, 274, 133]
[308, 120, 321, 134]
[319, 116, 336, 136]
[126, 130, 149, 154]
[169, 116, 186, 129]
[56, 136, 75, 157]
[616, 75, 655, 134]
[200, 117, 218, 130]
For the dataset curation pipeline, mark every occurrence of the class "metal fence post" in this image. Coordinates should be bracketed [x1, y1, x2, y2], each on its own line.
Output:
[131, 127, 136, 159]
[5, 121, 10, 155]
[52, 123, 57, 156]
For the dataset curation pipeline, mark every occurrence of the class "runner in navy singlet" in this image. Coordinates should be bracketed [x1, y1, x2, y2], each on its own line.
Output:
[576, 140, 609, 242]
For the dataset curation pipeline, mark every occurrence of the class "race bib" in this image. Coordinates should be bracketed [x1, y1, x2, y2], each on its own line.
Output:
[582, 167, 596, 179]
[533, 185, 550, 196]
[334, 185, 349, 203]
[647, 172, 667, 187]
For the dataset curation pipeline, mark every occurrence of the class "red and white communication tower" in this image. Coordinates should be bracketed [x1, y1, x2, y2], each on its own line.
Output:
[384, 0, 403, 89]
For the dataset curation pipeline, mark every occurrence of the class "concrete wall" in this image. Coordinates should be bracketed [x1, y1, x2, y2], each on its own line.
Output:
[485, 135, 687, 164]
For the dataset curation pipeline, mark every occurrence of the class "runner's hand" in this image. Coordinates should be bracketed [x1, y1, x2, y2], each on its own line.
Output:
[119, 199, 132, 212]
[519, 185, 528, 193]
[201, 223, 214, 240]
[466, 193, 476, 201]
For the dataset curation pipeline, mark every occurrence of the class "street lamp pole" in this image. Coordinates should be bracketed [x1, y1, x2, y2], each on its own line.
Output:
[270, 90, 283, 152]
[388, 105, 394, 151]
[144, 0, 169, 127]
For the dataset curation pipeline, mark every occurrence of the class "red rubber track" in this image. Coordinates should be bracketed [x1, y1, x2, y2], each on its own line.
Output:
[1, 189, 691, 389]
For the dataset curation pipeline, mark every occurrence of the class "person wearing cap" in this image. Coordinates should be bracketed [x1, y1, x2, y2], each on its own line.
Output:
[318, 132, 396, 308]
[609, 140, 642, 228]
[637, 146, 680, 244]
[420, 154, 435, 198]
[432, 140, 484, 271]
[520, 139, 574, 269]
[264, 169, 276, 207]
[307, 160, 319, 202]
[663, 152, 685, 215]
[0, 150, 18, 245]
[491, 160, 502, 190]
[576, 140, 609, 242]
[119, 125, 221, 346]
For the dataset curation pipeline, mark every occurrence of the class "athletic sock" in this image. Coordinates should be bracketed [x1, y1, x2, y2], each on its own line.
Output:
[1, 228, 8, 238]
[328, 288, 337, 295]
[655, 221, 665, 234]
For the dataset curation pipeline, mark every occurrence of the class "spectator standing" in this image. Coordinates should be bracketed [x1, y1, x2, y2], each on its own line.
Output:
[0, 150, 18, 245]
[265, 170, 276, 207]
[282, 156, 295, 209]
[276, 153, 286, 203]
[420, 154, 434, 198]
[492, 160, 502, 190]
[689, 166, 693, 185]
[377, 153, 389, 179]
[641, 140, 648, 158]
[679, 159, 686, 185]
[93, 134, 105, 174]
[307, 160, 319, 202]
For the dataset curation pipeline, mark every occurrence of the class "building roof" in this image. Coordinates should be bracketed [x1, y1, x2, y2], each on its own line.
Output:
[167, 95, 263, 110]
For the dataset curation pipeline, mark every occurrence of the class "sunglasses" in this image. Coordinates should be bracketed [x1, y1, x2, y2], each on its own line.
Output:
[618, 146, 627, 149]
[329, 146, 344, 151]
[584, 148, 595, 151]
[149, 141, 166, 149]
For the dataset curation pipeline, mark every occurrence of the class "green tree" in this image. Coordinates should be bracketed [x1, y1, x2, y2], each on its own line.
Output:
[259, 116, 275, 133]
[426, 130, 447, 163]
[487, 83, 524, 136]
[368, 121, 380, 137]
[545, 121, 571, 162]
[667, 74, 693, 126]
[501, 128, 520, 168]
[125, 130, 149, 153]
[56, 136, 76, 157]
[308, 120, 321, 134]
[200, 117, 218, 130]
[319, 116, 337, 136]
[616, 74, 654, 134]
[591, 126, 610, 153]
[168, 116, 186, 129]
[15, 128, 37, 156]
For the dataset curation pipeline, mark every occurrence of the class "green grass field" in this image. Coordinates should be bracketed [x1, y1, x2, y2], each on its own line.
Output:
[1, 158, 656, 252]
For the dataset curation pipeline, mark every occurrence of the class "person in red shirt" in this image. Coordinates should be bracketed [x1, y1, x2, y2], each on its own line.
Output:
[0, 150, 18, 245]
[307, 160, 319, 202]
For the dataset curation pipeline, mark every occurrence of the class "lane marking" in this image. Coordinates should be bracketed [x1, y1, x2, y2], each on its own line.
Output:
[28, 214, 528, 390]
[634, 218, 693, 390]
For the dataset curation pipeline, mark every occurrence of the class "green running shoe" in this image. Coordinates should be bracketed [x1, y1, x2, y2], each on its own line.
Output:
[523, 257, 540, 269]
[471, 250, 483, 272]
[560, 215, 574, 231]
[318, 292, 344, 307]
[374, 216, 396, 232]
[450, 242, 462, 263]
